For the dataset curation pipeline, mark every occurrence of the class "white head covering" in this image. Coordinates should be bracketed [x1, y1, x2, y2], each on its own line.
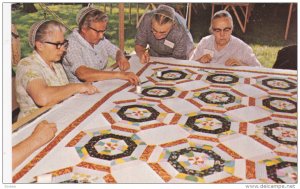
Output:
[154, 4, 175, 21]
[76, 6, 98, 25]
[28, 20, 50, 48]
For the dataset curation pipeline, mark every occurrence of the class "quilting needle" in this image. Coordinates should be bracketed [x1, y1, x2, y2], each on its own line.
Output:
[111, 63, 119, 71]
[140, 80, 149, 85]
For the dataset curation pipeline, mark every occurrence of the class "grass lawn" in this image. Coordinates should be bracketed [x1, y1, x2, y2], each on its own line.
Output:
[12, 3, 297, 68]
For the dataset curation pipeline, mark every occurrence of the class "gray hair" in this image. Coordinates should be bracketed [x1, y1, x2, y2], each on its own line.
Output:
[209, 10, 233, 33]
[77, 8, 108, 31]
[28, 20, 66, 49]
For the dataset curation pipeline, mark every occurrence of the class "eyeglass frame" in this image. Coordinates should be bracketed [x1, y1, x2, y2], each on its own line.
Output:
[151, 24, 173, 37]
[88, 26, 106, 34]
[212, 27, 232, 34]
[43, 40, 69, 49]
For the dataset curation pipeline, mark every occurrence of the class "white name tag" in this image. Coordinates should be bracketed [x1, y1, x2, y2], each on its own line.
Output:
[164, 40, 175, 49]
[203, 49, 214, 58]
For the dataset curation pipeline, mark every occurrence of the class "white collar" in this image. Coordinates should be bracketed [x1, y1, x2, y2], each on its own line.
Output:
[33, 50, 54, 68]
[72, 28, 104, 50]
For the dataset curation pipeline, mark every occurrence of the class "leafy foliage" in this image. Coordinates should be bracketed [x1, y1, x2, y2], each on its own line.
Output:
[12, 3, 297, 68]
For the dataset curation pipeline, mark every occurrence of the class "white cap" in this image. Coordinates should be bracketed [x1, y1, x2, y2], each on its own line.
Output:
[28, 20, 50, 48]
[76, 6, 98, 25]
[154, 4, 175, 21]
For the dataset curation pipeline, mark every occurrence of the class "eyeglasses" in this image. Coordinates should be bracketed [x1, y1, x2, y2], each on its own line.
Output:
[44, 40, 69, 49]
[151, 25, 172, 36]
[212, 27, 232, 34]
[151, 28, 169, 35]
[88, 26, 106, 34]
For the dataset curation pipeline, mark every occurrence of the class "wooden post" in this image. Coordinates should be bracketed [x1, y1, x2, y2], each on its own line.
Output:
[129, 3, 132, 24]
[118, 3, 125, 51]
[285, 3, 293, 40]
[110, 3, 113, 14]
[104, 3, 106, 13]
[231, 5, 246, 33]
[211, 4, 215, 19]
[11, 24, 21, 66]
[11, 24, 20, 113]
[187, 3, 192, 30]
[136, 4, 139, 26]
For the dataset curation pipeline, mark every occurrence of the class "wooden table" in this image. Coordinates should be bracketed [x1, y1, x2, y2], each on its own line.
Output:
[11, 56, 297, 183]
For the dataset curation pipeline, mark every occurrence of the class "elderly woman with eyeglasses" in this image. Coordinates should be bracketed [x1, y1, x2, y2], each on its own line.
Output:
[15, 20, 99, 119]
[62, 7, 139, 85]
[190, 10, 261, 67]
[135, 4, 194, 64]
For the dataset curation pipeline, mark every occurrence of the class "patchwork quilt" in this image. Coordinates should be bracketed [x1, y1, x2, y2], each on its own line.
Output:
[12, 61, 297, 183]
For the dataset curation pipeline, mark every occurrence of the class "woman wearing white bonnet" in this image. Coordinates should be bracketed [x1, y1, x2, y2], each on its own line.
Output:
[62, 6, 140, 85]
[15, 20, 98, 119]
[135, 4, 194, 64]
[189, 10, 261, 67]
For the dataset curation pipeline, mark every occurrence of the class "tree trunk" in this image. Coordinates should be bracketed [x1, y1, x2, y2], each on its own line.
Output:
[23, 3, 37, 13]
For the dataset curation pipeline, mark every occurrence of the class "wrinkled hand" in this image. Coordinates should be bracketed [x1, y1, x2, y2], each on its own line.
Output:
[198, 54, 212, 63]
[140, 51, 150, 64]
[120, 72, 140, 85]
[225, 58, 245, 66]
[31, 120, 57, 147]
[78, 82, 99, 95]
[117, 57, 130, 71]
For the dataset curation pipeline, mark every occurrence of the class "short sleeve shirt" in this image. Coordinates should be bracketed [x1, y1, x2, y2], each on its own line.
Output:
[62, 29, 119, 83]
[190, 35, 261, 67]
[135, 11, 194, 59]
[16, 51, 69, 119]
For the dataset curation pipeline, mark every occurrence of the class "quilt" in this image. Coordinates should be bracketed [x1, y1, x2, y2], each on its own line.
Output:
[12, 61, 297, 183]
